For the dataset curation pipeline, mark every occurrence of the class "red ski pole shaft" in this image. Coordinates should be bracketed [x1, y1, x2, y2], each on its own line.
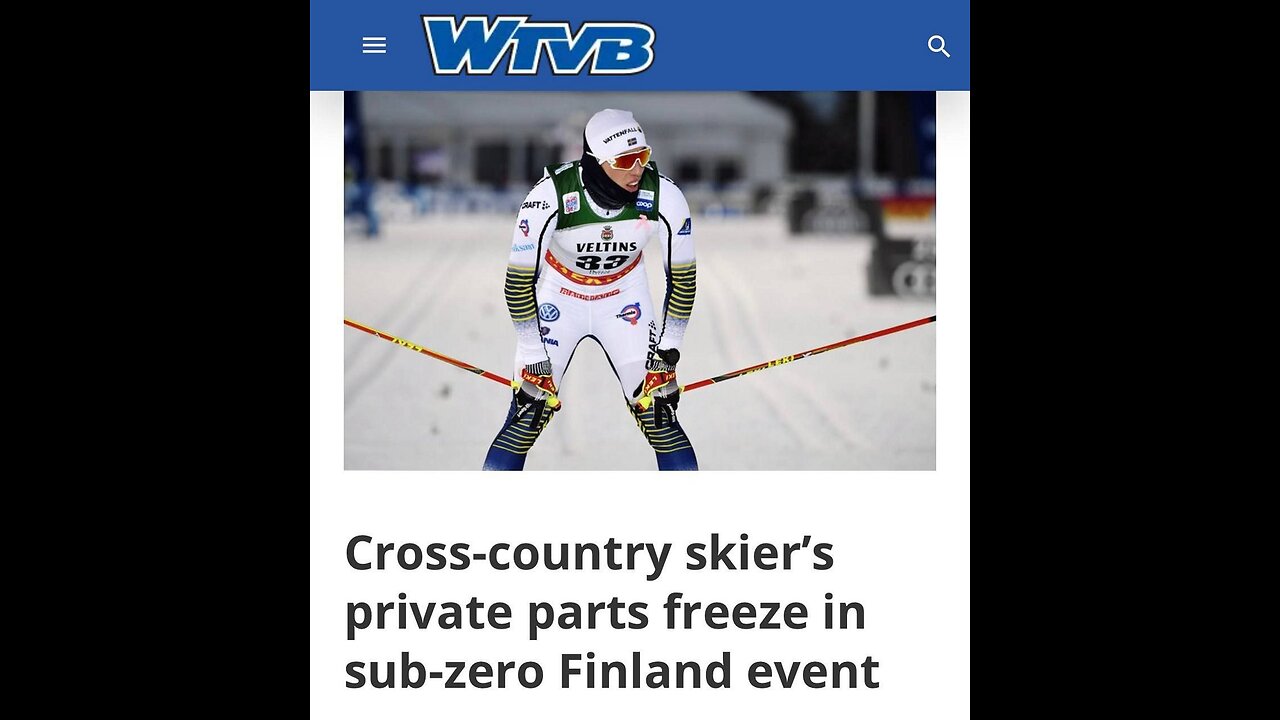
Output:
[343, 318, 511, 388]
[682, 315, 936, 393]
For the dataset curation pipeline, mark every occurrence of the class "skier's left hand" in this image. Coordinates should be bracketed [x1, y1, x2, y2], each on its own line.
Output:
[633, 348, 681, 427]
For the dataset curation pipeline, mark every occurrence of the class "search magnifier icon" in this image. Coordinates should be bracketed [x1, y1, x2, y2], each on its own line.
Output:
[928, 35, 951, 58]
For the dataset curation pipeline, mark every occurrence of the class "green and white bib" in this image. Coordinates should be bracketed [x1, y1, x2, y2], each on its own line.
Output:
[542, 161, 662, 285]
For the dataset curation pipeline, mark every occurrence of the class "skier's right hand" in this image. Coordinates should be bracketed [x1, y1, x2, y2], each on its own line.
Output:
[516, 360, 561, 426]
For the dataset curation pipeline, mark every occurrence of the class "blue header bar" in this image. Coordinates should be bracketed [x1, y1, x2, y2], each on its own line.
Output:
[311, 1, 970, 90]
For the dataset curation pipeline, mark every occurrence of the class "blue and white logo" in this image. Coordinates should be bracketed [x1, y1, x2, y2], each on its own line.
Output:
[538, 303, 561, 322]
[422, 16, 656, 76]
[616, 303, 642, 326]
[677, 217, 692, 235]
[636, 199, 653, 211]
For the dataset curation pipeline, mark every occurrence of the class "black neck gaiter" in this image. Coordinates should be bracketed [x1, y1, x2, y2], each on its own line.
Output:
[580, 137, 638, 210]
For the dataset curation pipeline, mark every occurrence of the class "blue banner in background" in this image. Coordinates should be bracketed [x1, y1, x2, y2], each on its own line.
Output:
[310, 1, 970, 90]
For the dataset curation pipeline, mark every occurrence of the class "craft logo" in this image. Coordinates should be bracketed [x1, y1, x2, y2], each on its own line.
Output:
[616, 303, 642, 325]
[601, 226, 614, 241]
[538, 303, 560, 322]
[422, 16, 656, 75]
[518, 218, 529, 237]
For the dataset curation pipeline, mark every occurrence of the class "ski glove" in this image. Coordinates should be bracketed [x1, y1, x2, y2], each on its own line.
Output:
[517, 360, 560, 427]
[632, 348, 681, 428]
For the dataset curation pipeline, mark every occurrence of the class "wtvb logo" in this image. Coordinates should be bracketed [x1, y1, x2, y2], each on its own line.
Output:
[421, 16, 655, 75]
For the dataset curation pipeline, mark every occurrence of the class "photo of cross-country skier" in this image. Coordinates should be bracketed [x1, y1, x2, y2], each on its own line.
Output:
[344, 92, 937, 470]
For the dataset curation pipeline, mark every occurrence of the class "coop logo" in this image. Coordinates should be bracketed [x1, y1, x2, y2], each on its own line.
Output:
[421, 16, 656, 75]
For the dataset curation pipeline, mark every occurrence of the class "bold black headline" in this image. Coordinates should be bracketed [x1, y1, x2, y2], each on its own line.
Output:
[342, 534, 880, 690]
[346, 533, 834, 581]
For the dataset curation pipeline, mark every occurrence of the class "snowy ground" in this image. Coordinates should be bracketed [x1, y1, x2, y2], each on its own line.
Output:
[344, 214, 935, 470]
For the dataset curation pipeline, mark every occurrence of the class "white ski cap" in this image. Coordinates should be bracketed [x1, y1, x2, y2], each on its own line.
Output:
[584, 109, 648, 161]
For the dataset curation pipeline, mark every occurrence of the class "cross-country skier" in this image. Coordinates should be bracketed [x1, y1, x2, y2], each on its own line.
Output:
[483, 109, 698, 471]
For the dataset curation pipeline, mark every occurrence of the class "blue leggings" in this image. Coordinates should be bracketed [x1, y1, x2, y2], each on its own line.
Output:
[482, 394, 698, 471]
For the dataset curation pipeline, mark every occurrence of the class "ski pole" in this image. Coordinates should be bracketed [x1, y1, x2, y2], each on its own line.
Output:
[681, 315, 936, 393]
[343, 318, 511, 387]
[346, 315, 934, 407]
